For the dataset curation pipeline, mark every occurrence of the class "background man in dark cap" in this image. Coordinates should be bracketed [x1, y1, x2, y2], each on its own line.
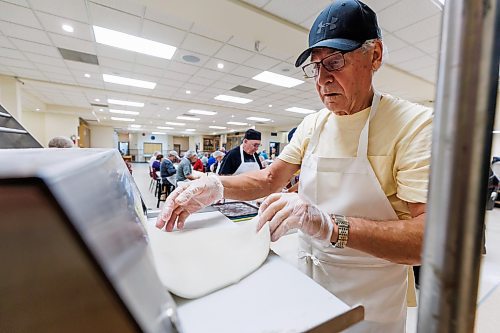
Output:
[157, 1, 432, 331]
[217, 129, 263, 176]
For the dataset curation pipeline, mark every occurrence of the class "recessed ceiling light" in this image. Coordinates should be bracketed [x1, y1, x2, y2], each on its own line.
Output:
[93, 26, 176, 59]
[152, 131, 166, 135]
[35, 108, 40, 111]
[252, 71, 304, 88]
[212, 132, 217, 135]
[185, 129, 196, 132]
[165, 121, 185, 126]
[62, 24, 74, 33]
[227, 121, 248, 126]
[157, 126, 174, 130]
[247, 116, 271, 122]
[229, 129, 236, 132]
[186, 90, 191, 94]
[188, 109, 217, 116]
[109, 109, 140, 115]
[231, 115, 235, 118]
[84, 73, 91, 78]
[99, 108, 105, 112]
[214, 94, 252, 104]
[285, 107, 316, 114]
[268, 104, 273, 108]
[94, 98, 100, 102]
[217, 63, 224, 69]
[177, 116, 200, 121]
[107, 98, 144, 107]
[166, 107, 170, 110]
[209, 125, 227, 129]
[102, 74, 156, 89]
[111, 116, 135, 122]
[130, 124, 141, 128]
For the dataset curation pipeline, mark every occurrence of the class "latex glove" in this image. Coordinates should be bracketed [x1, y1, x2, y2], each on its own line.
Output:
[156, 176, 224, 231]
[257, 193, 333, 243]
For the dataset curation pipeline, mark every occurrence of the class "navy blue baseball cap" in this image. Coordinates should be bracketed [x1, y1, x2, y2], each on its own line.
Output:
[295, 0, 381, 67]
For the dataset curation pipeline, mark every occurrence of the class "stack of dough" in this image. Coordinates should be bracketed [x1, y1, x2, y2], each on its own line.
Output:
[145, 213, 270, 299]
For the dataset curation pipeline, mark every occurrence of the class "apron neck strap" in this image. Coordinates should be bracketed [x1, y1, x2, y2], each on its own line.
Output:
[357, 91, 381, 157]
[240, 144, 257, 162]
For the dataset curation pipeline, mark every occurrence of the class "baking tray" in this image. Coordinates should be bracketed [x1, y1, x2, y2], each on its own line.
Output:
[212, 201, 259, 222]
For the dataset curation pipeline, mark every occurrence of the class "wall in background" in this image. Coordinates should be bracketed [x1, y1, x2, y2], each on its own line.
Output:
[90, 125, 114, 148]
[43, 112, 79, 147]
[22, 111, 46, 146]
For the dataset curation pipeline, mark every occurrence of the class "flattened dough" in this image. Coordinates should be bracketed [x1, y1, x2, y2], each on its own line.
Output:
[146, 213, 270, 299]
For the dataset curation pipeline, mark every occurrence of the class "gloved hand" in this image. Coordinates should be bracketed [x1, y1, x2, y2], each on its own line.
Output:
[156, 176, 224, 231]
[257, 193, 333, 243]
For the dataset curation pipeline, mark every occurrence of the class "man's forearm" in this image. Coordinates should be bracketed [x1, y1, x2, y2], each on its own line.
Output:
[336, 213, 425, 265]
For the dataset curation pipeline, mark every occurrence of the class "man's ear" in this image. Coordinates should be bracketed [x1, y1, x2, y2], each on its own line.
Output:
[372, 40, 383, 71]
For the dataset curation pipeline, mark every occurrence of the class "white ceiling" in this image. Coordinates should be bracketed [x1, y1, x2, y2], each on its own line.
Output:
[0, 0, 443, 136]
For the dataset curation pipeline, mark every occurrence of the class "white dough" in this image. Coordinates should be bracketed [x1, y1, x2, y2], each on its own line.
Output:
[146, 213, 270, 299]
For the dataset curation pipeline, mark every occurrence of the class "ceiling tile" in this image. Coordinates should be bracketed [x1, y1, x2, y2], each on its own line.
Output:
[10, 38, 59, 57]
[0, 46, 25, 60]
[43, 72, 76, 84]
[188, 76, 214, 87]
[90, 0, 146, 17]
[31, 0, 88, 23]
[141, 19, 186, 48]
[161, 70, 191, 83]
[241, 0, 271, 8]
[49, 33, 96, 54]
[382, 32, 408, 53]
[0, 2, 42, 29]
[385, 46, 426, 65]
[135, 53, 172, 69]
[214, 44, 254, 63]
[231, 64, 261, 78]
[0, 21, 51, 44]
[133, 64, 165, 78]
[144, 6, 192, 31]
[244, 53, 281, 71]
[36, 12, 94, 41]
[36, 63, 71, 75]
[88, 2, 141, 35]
[95, 44, 136, 62]
[98, 56, 134, 72]
[259, 45, 294, 62]
[219, 73, 247, 85]
[203, 58, 238, 73]
[180, 33, 223, 56]
[0, 35, 14, 48]
[394, 14, 441, 45]
[167, 61, 199, 76]
[2, 0, 29, 6]
[263, 0, 327, 25]
[195, 68, 226, 81]
[377, 0, 441, 33]
[0, 56, 35, 69]
[25, 52, 65, 67]
[395, 55, 436, 72]
[190, 22, 231, 43]
[415, 36, 440, 57]
[65, 59, 99, 72]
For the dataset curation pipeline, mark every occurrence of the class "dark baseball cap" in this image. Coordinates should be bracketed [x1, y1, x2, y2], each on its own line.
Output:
[295, 0, 381, 67]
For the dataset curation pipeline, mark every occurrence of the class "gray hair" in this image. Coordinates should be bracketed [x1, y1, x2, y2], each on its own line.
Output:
[48, 136, 74, 148]
[184, 150, 196, 158]
[212, 150, 225, 158]
[360, 38, 387, 68]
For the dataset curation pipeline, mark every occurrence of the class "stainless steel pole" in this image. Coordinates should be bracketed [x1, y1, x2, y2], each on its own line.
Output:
[417, 0, 499, 332]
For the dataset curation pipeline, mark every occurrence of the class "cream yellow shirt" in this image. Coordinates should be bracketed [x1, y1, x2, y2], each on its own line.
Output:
[278, 94, 433, 220]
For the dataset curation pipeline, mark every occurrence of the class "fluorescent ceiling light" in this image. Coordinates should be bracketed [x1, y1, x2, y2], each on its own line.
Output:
[152, 131, 166, 135]
[493, 130, 500, 134]
[209, 125, 227, 129]
[214, 94, 252, 104]
[177, 116, 200, 121]
[247, 116, 271, 122]
[165, 121, 185, 126]
[227, 121, 248, 126]
[157, 126, 174, 130]
[107, 99, 144, 107]
[62, 24, 74, 33]
[111, 116, 135, 122]
[103, 74, 156, 89]
[185, 129, 196, 132]
[110, 109, 139, 115]
[252, 71, 304, 88]
[93, 26, 176, 59]
[188, 109, 217, 116]
[285, 107, 316, 114]
[130, 124, 141, 128]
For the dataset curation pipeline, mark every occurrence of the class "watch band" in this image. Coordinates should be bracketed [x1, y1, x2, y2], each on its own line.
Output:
[331, 214, 349, 248]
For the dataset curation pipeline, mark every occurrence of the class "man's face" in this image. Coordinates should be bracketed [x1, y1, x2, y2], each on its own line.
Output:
[189, 155, 198, 163]
[243, 139, 261, 155]
[169, 155, 177, 162]
[311, 41, 382, 116]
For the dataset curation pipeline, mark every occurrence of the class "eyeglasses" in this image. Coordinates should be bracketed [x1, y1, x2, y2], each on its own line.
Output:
[302, 51, 347, 79]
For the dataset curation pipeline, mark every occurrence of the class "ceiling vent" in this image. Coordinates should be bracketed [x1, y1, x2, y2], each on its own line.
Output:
[90, 103, 108, 108]
[59, 48, 99, 65]
[230, 85, 256, 94]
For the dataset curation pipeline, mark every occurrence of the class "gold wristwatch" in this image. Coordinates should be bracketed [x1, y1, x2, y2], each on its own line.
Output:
[331, 214, 349, 248]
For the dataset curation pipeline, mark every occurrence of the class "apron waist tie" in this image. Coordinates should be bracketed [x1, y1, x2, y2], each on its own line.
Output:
[298, 251, 329, 276]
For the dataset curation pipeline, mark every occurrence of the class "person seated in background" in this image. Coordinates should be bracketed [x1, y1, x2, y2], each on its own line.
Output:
[217, 129, 263, 175]
[152, 154, 163, 172]
[192, 154, 205, 172]
[149, 151, 160, 168]
[259, 155, 268, 169]
[160, 150, 179, 196]
[210, 150, 225, 173]
[48, 136, 74, 148]
[207, 153, 216, 171]
[177, 150, 200, 182]
[259, 149, 269, 160]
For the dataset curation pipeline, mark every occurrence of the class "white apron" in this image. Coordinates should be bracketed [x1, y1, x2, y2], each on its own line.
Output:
[232, 145, 261, 175]
[298, 93, 408, 332]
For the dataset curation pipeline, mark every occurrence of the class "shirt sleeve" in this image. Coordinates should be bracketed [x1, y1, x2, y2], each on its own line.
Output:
[182, 161, 192, 176]
[395, 115, 433, 204]
[218, 149, 240, 175]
